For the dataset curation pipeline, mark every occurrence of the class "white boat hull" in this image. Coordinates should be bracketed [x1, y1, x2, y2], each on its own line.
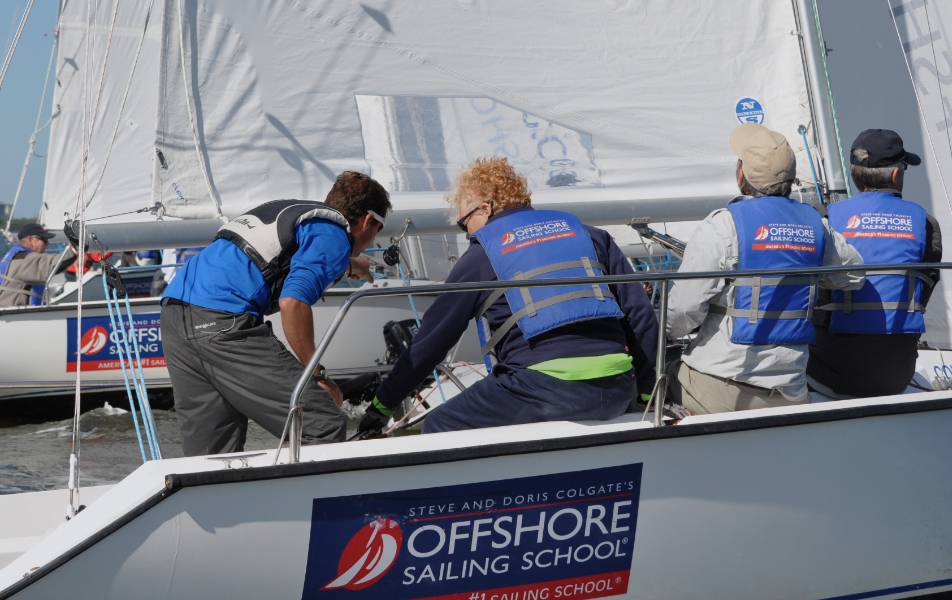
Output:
[2, 392, 951, 599]
[0, 291, 481, 400]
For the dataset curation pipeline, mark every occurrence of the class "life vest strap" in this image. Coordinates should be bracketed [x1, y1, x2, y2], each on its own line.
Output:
[816, 301, 926, 313]
[475, 258, 610, 320]
[724, 275, 817, 325]
[0, 273, 42, 299]
[480, 288, 617, 355]
[707, 304, 811, 321]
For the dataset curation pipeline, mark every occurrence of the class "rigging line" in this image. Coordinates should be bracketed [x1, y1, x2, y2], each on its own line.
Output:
[0, 0, 34, 93]
[177, 0, 223, 218]
[84, 0, 156, 209]
[809, 0, 851, 196]
[68, 0, 94, 522]
[4, 32, 58, 237]
[887, 0, 952, 218]
[3, 0, 24, 60]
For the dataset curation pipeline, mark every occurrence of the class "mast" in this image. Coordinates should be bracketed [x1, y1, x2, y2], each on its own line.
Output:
[791, 0, 850, 201]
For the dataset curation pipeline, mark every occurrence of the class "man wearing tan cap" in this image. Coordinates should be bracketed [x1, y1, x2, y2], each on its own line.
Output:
[664, 124, 864, 414]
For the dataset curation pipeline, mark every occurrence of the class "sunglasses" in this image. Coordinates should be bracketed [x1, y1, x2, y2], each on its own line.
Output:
[456, 203, 493, 233]
[368, 209, 387, 232]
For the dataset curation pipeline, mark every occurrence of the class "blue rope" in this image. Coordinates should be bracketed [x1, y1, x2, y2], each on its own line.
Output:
[398, 262, 448, 405]
[110, 287, 159, 460]
[800, 127, 825, 204]
[102, 276, 147, 463]
[122, 294, 162, 459]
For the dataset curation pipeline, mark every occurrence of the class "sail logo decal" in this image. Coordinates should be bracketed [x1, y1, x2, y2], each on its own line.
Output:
[66, 314, 165, 372]
[323, 518, 403, 591]
[301, 463, 642, 600]
[500, 220, 576, 255]
[751, 222, 817, 253]
[78, 326, 109, 356]
[735, 97, 765, 124]
[841, 212, 915, 240]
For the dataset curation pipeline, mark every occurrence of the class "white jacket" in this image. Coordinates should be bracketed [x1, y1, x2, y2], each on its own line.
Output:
[666, 204, 864, 401]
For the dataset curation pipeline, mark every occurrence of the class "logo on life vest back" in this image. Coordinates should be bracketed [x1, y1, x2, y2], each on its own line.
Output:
[500, 220, 576, 255]
[751, 223, 817, 253]
[842, 212, 915, 239]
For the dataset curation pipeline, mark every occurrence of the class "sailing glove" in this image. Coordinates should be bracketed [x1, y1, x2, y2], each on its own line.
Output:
[357, 398, 394, 434]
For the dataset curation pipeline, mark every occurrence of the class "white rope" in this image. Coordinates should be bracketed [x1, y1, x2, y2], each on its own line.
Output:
[3, 32, 57, 241]
[68, 0, 94, 521]
[0, 0, 35, 92]
[176, 0, 223, 218]
[84, 0, 157, 209]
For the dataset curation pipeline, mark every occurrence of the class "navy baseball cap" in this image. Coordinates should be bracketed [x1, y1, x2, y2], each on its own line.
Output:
[17, 223, 55, 240]
[850, 129, 921, 168]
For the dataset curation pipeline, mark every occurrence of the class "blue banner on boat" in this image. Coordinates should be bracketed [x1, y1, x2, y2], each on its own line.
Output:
[301, 463, 642, 600]
[66, 313, 164, 372]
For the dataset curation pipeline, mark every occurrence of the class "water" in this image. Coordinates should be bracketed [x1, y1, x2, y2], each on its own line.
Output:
[0, 403, 336, 495]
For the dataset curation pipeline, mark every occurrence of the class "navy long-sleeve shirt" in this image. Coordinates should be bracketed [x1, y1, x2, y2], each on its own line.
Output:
[375, 206, 658, 409]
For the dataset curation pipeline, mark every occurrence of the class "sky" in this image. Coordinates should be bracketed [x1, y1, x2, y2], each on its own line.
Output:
[0, 0, 59, 220]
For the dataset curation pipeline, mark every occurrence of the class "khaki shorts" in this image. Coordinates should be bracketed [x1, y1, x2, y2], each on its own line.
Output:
[669, 362, 803, 415]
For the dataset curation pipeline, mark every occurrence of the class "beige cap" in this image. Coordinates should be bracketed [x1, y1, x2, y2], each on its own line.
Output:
[730, 124, 796, 193]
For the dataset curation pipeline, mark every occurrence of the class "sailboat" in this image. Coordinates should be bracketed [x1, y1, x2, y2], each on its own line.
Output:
[2, 0, 952, 598]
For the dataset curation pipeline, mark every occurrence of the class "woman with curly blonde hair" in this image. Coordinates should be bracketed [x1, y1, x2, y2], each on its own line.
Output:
[358, 157, 658, 436]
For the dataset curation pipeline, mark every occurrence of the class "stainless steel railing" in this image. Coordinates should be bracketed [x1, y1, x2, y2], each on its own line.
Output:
[279, 261, 952, 463]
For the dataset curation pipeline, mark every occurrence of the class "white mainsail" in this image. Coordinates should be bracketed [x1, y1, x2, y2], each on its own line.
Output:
[153, 0, 840, 232]
[38, 0, 164, 227]
[869, 0, 952, 349]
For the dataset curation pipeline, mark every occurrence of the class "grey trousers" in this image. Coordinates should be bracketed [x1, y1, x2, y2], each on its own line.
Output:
[161, 301, 346, 456]
[669, 362, 803, 415]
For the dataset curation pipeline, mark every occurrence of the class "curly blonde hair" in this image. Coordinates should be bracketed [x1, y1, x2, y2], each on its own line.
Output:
[448, 156, 532, 218]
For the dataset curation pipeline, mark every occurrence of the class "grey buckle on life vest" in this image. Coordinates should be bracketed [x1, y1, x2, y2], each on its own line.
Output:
[512, 271, 537, 317]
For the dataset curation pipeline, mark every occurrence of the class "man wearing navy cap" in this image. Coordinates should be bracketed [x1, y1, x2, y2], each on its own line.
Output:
[808, 129, 943, 398]
[0, 223, 76, 307]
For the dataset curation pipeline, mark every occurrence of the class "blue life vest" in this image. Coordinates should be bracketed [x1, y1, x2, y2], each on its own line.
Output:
[472, 209, 623, 366]
[0, 244, 44, 305]
[825, 191, 928, 334]
[719, 196, 826, 345]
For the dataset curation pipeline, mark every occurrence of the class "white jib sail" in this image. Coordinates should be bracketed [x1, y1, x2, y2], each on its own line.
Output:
[153, 0, 829, 231]
[39, 0, 165, 227]
[886, 0, 952, 348]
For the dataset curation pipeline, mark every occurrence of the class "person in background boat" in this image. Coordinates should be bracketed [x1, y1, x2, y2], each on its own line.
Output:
[149, 248, 204, 297]
[357, 156, 658, 436]
[665, 124, 865, 415]
[161, 172, 391, 456]
[0, 223, 76, 308]
[808, 130, 942, 398]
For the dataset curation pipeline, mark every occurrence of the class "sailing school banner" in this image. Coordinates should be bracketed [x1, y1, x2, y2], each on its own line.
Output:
[66, 313, 165, 372]
[302, 463, 642, 600]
